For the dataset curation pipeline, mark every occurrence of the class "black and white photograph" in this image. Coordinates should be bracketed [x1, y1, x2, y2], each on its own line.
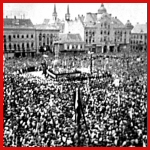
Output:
[3, 3, 147, 147]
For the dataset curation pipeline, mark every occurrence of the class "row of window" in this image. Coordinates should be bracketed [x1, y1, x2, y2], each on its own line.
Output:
[4, 34, 34, 42]
[85, 31, 95, 36]
[114, 31, 127, 35]
[66, 44, 83, 50]
[85, 30, 128, 36]
[4, 42, 34, 51]
[131, 40, 147, 45]
[100, 30, 110, 35]
[86, 38, 95, 44]
[131, 35, 147, 40]
[100, 23, 110, 29]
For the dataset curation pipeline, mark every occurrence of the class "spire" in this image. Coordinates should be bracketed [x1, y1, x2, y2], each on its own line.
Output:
[67, 5, 70, 15]
[54, 4, 56, 14]
[52, 4, 57, 21]
[65, 4, 70, 21]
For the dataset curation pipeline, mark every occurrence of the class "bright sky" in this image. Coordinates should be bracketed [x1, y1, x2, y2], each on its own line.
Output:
[3, 3, 147, 26]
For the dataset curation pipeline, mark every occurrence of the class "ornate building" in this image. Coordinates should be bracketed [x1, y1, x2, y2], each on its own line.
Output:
[130, 23, 147, 52]
[64, 3, 134, 53]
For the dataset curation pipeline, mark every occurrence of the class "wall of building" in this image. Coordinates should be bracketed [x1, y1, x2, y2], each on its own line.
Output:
[130, 33, 147, 51]
[35, 29, 59, 53]
[4, 28, 36, 56]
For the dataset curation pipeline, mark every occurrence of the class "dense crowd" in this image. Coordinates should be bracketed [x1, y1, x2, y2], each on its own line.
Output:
[4, 51, 147, 147]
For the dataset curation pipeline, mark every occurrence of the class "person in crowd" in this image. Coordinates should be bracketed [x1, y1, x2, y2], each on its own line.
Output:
[4, 51, 147, 147]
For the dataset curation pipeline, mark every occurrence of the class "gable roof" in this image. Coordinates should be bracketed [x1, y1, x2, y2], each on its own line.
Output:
[131, 23, 147, 34]
[58, 33, 84, 43]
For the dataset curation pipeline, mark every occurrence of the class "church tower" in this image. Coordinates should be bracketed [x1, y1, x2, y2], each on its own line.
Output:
[52, 4, 57, 21]
[65, 5, 70, 21]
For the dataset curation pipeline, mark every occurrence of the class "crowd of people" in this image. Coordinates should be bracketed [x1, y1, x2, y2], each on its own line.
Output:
[4, 51, 147, 147]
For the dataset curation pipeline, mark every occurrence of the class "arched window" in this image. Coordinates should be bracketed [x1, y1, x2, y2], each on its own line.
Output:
[101, 30, 103, 35]
[93, 32, 95, 36]
[26, 34, 29, 38]
[18, 44, 20, 51]
[86, 32, 88, 36]
[27, 43, 29, 49]
[108, 31, 110, 35]
[8, 35, 11, 42]
[39, 33, 42, 41]
[67, 45, 69, 49]
[22, 43, 25, 50]
[13, 35, 16, 38]
[31, 43, 34, 48]
[22, 35, 24, 38]
[72, 45, 74, 49]
[89, 38, 91, 44]
[14, 44, 16, 50]
[47, 37, 49, 45]
[31, 34, 33, 38]
[86, 39, 88, 43]
[9, 43, 11, 50]
[17, 34, 19, 38]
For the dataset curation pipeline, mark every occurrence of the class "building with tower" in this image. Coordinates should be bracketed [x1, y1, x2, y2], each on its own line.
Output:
[64, 3, 134, 53]
[65, 5, 70, 21]
[52, 4, 57, 22]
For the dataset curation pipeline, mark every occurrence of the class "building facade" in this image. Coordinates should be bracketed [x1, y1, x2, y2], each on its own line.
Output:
[64, 4, 134, 53]
[54, 33, 85, 56]
[4, 16, 36, 58]
[3, 5, 60, 58]
[130, 23, 147, 52]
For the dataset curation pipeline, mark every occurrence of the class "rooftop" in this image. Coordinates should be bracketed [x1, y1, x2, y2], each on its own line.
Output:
[58, 33, 84, 43]
[131, 23, 147, 34]
[4, 17, 34, 28]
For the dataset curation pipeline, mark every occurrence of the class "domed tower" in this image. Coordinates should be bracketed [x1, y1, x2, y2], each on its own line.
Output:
[98, 3, 107, 14]
[52, 4, 57, 21]
[97, 3, 107, 21]
[65, 5, 70, 21]
[125, 20, 134, 30]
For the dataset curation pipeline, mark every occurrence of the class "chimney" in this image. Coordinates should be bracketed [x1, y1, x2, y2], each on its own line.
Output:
[14, 16, 16, 19]
[115, 16, 117, 19]
[6, 16, 8, 18]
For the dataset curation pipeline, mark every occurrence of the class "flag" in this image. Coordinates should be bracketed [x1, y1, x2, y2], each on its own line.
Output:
[74, 87, 82, 124]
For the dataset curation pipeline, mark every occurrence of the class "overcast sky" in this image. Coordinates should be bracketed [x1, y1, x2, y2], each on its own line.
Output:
[3, 3, 147, 26]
